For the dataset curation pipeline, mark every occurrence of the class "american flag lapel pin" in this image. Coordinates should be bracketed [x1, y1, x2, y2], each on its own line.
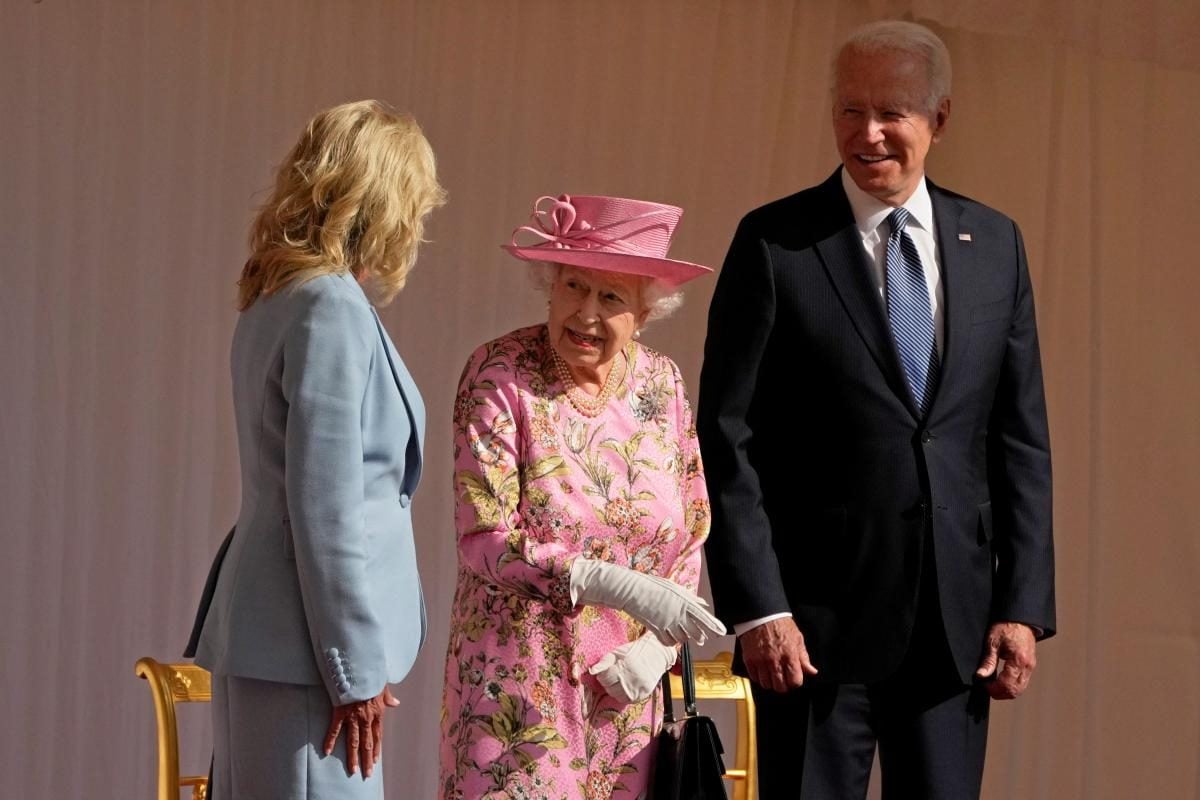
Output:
[958, 232, 973, 242]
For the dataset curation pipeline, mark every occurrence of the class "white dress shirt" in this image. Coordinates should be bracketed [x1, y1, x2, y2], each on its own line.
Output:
[733, 170, 945, 638]
[841, 168, 945, 356]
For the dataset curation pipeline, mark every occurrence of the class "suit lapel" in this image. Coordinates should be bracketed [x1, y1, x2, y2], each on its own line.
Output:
[812, 174, 919, 419]
[370, 309, 426, 495]
[927, 184, 973, 415]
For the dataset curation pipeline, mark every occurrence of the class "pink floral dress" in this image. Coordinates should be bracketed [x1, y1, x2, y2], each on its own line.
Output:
[439, 324, 710, 800]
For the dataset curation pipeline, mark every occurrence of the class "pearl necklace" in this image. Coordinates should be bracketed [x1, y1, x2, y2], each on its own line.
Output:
[550, 345, 627, 418]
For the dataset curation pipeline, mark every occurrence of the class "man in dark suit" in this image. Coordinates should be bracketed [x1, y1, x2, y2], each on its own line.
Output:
[698, 20, 1055, 799]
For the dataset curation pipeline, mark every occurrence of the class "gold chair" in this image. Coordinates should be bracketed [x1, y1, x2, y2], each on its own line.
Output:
[134, 657, 212, 800]
[668, 651, 758, 800]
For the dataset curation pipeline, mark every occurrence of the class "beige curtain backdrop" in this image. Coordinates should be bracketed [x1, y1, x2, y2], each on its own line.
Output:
[2, 1, 1197, 798]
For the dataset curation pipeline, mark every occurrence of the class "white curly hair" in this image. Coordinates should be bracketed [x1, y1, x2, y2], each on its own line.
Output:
[527, 262, 684, 323]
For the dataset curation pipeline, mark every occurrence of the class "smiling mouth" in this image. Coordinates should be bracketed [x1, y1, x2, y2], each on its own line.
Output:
[857, 154, 894, 164]
[566, 329, 603, 348]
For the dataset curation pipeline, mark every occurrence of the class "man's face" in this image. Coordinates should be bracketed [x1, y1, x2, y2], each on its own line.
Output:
[833, 48, 949, 205]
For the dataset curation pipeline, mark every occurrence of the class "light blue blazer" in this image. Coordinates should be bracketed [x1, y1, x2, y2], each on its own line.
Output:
[193, 272, 427, 705]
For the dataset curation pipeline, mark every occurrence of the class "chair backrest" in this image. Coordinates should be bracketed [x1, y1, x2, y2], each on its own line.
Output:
[668, 651, 758, 800]
[134, 657, 212, 800]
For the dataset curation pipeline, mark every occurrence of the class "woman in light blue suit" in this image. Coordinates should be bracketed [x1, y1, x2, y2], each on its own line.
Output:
[190, 100, 446, 799]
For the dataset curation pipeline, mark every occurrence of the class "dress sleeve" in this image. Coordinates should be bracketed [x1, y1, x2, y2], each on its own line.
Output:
[452, 343, 577, 613]
[666, 359, 709, 594]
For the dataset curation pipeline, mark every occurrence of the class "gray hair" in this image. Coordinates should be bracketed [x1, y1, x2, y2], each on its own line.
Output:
[834, 20, 952, 115]
[527, 262, 684, 323]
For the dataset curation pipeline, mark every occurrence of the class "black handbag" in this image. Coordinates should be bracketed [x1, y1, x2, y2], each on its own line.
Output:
[651, 644, 729, 800]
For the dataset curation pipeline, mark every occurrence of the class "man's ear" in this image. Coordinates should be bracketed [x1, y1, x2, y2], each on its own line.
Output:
[932, 97, 951, 143]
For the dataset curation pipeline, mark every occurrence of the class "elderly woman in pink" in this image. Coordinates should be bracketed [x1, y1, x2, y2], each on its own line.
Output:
[439, 195, 723, 800]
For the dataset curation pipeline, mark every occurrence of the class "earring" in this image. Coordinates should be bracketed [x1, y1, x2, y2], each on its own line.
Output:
[633, 329, 642, 339]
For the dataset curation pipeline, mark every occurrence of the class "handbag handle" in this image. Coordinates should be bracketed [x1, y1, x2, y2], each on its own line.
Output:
[660, 668, 676, 723]
[659, 643, 699, 722]
[680, 643, 698, 716]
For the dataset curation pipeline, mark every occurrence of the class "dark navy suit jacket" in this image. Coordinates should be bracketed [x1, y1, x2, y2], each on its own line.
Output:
[699, 170, 1055, 684]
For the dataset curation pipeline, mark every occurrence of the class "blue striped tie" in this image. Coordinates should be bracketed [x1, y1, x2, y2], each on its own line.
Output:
[885, 208, 939, 413]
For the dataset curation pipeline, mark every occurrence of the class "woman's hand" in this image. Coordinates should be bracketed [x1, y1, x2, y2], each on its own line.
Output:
[569, 558, 726, 645]
[589, 632, 679, 703]
[323, 686, 401, 777]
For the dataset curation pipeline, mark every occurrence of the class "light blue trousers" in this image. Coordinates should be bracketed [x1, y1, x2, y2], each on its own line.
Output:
[210, 673, 384, 800]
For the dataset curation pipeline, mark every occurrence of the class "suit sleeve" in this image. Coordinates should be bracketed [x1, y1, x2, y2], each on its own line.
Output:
[987, 222, 1056, 638]
[452, 346, 578, 614]
[281, 288, 385, 704]
[697, 217, 793, 627]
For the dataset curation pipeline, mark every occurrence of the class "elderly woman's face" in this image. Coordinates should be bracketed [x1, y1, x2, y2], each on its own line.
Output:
[548, 265, 648, 374]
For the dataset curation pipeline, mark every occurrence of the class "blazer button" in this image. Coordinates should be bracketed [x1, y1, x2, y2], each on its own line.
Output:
[399, 493, 411, 508]
[920, 431, 933, 444]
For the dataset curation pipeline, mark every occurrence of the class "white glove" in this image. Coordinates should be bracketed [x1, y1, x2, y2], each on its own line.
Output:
[589, 633, 678, 704]
[569, 558, 726, 646]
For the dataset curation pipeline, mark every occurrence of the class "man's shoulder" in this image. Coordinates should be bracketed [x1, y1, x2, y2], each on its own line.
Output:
[732, 170, 849, 251]
[741, 174, 842, 226]
[929, 182, 1018, 229]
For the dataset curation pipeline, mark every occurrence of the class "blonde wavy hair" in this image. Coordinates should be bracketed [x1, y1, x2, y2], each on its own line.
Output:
[237, 100, 446, 310]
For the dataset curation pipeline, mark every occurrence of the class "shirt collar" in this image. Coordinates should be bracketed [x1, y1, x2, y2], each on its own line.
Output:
[840, 167, 935, 238]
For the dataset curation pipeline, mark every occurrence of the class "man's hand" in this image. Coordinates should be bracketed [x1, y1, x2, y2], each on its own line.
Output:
[323, 686, 400, 777]
[976, 622, 1037, 700]
[740, 617, 818, 693]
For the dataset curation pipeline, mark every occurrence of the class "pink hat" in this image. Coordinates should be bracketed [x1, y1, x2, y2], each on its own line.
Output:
[502, 194, 713, 286]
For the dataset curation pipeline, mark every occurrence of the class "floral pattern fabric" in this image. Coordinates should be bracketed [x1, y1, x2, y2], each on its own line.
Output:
[439, 324, 710, 800]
